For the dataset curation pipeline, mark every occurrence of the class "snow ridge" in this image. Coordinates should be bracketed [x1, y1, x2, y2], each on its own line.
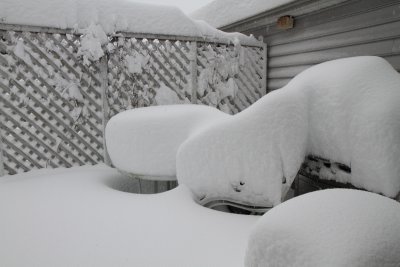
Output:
[0, 0, 261, 46]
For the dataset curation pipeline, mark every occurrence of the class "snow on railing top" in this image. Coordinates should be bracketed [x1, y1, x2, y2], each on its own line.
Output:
[191, 0, 297, 28]
[0, 0, 263, 46]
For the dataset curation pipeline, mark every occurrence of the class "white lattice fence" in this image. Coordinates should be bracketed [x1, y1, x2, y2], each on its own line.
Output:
[196, 42, 266, 114]
[0, 25, 267, 176]
[106, 38, 267, 117]
[0, 30, 106, 175]
[106, 37, 194, 117]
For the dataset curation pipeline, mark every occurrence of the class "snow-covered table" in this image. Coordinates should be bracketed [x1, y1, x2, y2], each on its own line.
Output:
[0, 165, 258, 267]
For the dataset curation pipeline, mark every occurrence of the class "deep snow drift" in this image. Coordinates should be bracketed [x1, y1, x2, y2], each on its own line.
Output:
[105, 105, 228, 178]
[245, 189, 400, 267]
[177, 56, 400, 206]
[0, 165, 257, 267]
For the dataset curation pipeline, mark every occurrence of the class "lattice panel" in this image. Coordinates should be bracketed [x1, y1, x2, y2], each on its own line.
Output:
[106, 37, 193, 117]
[106, 37, 266, 118]
[0, 26, 266, 176]
[196, 43, 265, 114]
[0, 30, 105, 175]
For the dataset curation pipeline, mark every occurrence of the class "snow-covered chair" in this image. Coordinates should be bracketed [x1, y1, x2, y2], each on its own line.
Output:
[106, 56, 400, 209]
[245, 189, 400, 267]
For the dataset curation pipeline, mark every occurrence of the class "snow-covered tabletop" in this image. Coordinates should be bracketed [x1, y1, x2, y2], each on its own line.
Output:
[105, 105, 228, 178]
[0, 165, 257, 267]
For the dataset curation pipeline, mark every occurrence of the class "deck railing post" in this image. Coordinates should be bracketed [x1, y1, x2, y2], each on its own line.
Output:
[189, 41, 198, 104]
[0, 132, 5, 176]
[99, 55, 111, 166]
[0, 109, 5, 176]
[262, 42, 268, 95]
[0, 50, 5, 176]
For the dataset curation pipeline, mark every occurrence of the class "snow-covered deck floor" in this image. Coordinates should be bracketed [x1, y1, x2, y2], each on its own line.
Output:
[0, 165, 258, 267]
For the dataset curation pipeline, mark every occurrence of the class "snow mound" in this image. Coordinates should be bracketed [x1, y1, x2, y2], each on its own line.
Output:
[245, 189, 400, 267]
[294, 56, 400, 196]
[105, 105, 228, 178]
[0, 165, 258, 267]
[177, 56, 400, 206]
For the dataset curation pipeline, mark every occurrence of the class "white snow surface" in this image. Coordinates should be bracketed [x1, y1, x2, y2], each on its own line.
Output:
[245, 189, 400, 267]
[194, 19, 260, 45]
[124, 51, 150, 75]
[154, 83, 187, 105]
[0, 0, 261, 45]
[177, 56, 400, 206]
[191, 0, 298, 28]
[0, 165, 258, 267]
[77, 23, 108, 65]
[105, 105, 229, 178]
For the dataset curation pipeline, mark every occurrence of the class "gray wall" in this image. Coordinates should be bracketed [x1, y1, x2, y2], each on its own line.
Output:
[223, 0, 400, 92]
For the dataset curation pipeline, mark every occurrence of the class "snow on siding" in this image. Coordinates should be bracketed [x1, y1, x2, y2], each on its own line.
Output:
[191, 0, 298, 28]
[228, 0, 400, 92]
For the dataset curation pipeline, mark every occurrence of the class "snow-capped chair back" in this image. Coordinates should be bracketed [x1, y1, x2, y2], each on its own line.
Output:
[105, 105, 228, 179]
[177, 56, 400, 207]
